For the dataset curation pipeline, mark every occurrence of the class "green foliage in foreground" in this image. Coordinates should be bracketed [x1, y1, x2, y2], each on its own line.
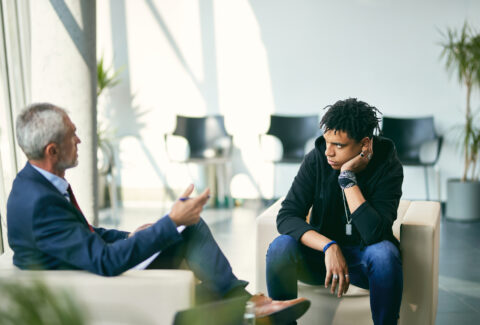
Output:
[0, 279, 88, 325]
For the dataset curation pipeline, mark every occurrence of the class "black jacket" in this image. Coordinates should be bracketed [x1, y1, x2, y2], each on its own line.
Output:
[277, 135, 404, 248]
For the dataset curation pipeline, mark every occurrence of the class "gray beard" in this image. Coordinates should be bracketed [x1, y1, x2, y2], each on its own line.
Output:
[57, 158, 78, 170]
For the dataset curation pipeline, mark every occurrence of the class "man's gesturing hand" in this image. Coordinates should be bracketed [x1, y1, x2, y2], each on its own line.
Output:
[169, 184, 210, 226]
[324, 244, 350, 297]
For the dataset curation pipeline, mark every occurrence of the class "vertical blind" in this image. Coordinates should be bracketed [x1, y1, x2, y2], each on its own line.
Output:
[0, 0, 30, 253]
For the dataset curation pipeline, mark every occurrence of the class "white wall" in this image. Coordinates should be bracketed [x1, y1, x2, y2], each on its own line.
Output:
[97, 0, 480, 203]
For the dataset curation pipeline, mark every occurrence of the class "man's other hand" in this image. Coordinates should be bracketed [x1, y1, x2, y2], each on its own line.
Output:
[169, 184, 210, 226]
[128, 223, 154, 238]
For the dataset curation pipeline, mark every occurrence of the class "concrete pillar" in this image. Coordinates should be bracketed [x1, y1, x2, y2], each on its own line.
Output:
[30, 0, 98, 225]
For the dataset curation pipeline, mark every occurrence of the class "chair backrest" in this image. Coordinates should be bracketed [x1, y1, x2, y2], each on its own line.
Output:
[381, 116, 438, 165]
[172, 115, 232, 159]
[266, 115, 319, 162]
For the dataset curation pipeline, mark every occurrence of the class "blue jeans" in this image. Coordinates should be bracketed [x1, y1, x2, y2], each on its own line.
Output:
[266, 235, 403, 325]
[147, 218, 248, 300]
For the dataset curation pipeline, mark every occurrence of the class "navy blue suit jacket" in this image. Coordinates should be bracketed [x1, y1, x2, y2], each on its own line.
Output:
[7, 163, 182, 276]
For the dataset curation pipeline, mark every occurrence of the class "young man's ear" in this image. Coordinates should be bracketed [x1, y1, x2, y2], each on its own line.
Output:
[360, 137, 371, 149]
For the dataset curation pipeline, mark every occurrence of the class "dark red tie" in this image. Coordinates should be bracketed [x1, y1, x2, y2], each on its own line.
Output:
[67, 184, 94, 233]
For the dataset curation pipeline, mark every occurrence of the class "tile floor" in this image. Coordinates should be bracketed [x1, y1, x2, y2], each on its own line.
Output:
[100, 200, 480, 324]
[436, 218, 480, 325]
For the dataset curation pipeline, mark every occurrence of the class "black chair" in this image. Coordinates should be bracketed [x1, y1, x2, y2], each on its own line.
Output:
[259, 115, 320, 200]
[166, 115, 232, 161]
[381, 116, 443, 200]
[261, 115, 320, 163]
[165, 115, 233, 206]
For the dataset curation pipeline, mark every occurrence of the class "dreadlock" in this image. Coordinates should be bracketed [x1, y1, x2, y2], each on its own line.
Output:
[320, 98, 382, 142]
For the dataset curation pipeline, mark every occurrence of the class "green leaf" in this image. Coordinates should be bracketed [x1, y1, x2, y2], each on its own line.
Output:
[97, 54, 123, 97]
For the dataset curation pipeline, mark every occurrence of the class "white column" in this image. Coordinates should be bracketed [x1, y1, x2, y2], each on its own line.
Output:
[30, 0, 98, 224]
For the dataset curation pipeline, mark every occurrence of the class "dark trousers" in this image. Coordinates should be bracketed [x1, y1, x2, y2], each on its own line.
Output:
[266, 235, 403, 325]
[147, 218, 248, 302]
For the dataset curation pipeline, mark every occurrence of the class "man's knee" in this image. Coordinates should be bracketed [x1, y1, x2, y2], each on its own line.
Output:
[364, 240, 402, 275]
[188, 217, 208, 232]
[267, 235, 299, 264]
[183, 217, 212, 240]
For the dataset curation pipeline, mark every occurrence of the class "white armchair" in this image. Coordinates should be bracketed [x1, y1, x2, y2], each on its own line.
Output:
[0, 230, 195, 325]
[256, 199, 440, 325]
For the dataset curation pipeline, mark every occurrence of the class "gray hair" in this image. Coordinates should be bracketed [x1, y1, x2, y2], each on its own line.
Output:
[16, 103, 68, 160]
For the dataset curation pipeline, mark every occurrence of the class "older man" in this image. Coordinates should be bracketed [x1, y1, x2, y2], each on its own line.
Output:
[7, 103, 309, 324]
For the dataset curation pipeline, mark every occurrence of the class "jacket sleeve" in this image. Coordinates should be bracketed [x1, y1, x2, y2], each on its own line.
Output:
[277, 151, 318, 241]
[32, 196, 182, 276]
[93, 227, 130, 243]
[350, 160, 403, 245]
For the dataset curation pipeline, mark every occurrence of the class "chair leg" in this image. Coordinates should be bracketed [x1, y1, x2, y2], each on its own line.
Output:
[435, 165, 441, 202]
[107, 172, 119, 227]
[424, 166, 430, 201]
[273, 163, 277, 200]
[224, 161, 233, 208]
[215, 163, 226, 207]
[206, 164, 216, 207]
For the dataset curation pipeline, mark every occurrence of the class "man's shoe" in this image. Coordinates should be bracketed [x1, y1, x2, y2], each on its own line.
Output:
[250, 293, 310, 325]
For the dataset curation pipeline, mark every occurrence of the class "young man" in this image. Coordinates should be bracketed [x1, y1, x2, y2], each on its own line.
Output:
[266, 98, 404, 325]
[7, 103, 310, 324]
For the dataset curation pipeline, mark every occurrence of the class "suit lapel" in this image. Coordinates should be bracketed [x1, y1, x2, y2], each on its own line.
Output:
[22, 163, 92, 228]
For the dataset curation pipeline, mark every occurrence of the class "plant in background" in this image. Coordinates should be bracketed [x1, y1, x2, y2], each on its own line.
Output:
[97, 55, 122, 98]
[439, 22, 480, 181]
[0, 279, 88, 325]
[96, 55, 123, 210]
[97, 55, 122, 146]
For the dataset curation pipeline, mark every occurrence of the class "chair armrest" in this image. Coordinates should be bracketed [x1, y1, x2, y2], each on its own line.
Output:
[0, 226, 3, 254]
[255, 197, 284, 293]
[399, 201, 440, 325]
[164, 133, 190, 162]
[0, 269, 195, 325]
[258, 134, 283, 162]
[0, 250, 13, 269]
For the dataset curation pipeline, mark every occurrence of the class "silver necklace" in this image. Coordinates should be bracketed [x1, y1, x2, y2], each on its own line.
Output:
[342, 189, 352, 235]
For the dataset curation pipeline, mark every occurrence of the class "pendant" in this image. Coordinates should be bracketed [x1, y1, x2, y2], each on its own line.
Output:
[346, 223, 352, 236]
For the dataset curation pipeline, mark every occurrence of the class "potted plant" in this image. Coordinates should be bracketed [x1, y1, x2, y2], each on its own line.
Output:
[439, 22, 480, 221]
[96, 56, 122, 210]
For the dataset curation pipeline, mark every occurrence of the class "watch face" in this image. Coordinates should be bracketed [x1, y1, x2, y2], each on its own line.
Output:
[345, 181, 356, 188]
[339, 177, 356, 189]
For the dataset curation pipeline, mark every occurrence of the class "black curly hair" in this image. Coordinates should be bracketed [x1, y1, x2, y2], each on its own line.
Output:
[320, 98, 382, 142]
